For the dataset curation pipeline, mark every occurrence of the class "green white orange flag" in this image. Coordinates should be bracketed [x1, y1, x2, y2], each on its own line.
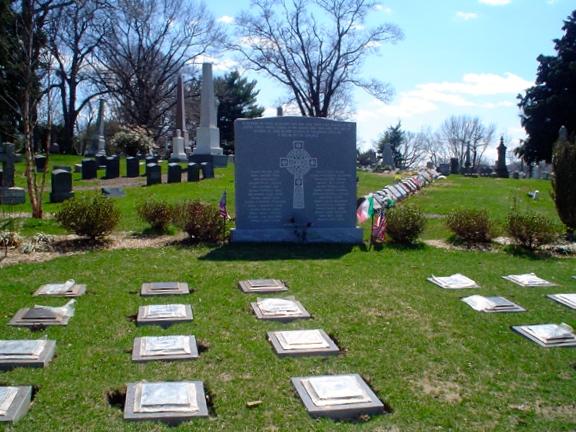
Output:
[356, 194, 374, 223]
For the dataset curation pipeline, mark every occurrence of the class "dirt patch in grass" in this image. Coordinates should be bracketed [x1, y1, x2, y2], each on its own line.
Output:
[417, 374, 463, 404]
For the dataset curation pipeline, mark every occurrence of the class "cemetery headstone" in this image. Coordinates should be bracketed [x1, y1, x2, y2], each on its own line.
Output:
[95, 155, 107, 167]
[144, 156, 157, 175]
[175, 75, 191, 153]
[50, 169, 74, 203]
[34, 155, 47, 173]
[34, 280, 86, 297]
[136, 304, 193, 327]
[267, 329, 339, 357]
[81, 159, 97, 180]
[187, 163, 200, 182]
[170, 129, 188, 162]
[238, 279, 288, 293]
[381, 141, 394, 168]
[140, 281, 190, 296]
[146, 164, 161, 186]
[168, 163, 182, 183]
[53, 165, 71, 172]
[438, 163, 450, 176]
[0, 386, 33, 423]
[86, 99, 106, 157]
[0, 143, 26, 205]
[232, 117, 362, 243]
[200, 162, 213, 179]
[251, 297, 311, 322]
[0, 339, 56, 370]
[101, 187, 125, 198]
[450, 158, 459, 174]
[105, 156, 120, 179]
[132, 335, 198, 362]
[126, 157, 139, 177]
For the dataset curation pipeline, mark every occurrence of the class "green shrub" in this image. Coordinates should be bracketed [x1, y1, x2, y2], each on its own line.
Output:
[137, 199, 174, 232]
[446, 209, 494, 245]
[55, 194, 120, 240]
[386, 205, 426, 244]
[506, 211, 559, 250]
[175, 201, 225, 243]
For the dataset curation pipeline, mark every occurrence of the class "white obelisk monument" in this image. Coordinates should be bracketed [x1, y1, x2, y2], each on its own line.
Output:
[193, 63, 222, 156]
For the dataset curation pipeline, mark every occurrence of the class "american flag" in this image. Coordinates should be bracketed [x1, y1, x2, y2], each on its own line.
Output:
[372, 209, 387, 242]
[219, 191, 229, 220]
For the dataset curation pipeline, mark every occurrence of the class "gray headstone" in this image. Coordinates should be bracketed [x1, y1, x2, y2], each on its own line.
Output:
[450, 158, 459, 174]
[232, 117, 362, 243]
[126, 157, 139, 177]
[381, 142, 394, 168]
[200, 162, 213, 179]
[146, 164, 161, 186]
[0, 386, 33, 423]
[559, 125, 568, 141]
[0, 187, 25, 205]
[438, 164, 450, 176]
[168, 163, 182, 183]
[105, 156, 120, 179]
[144, 156, 158, 175]
[81, 159, 98, 180]
[50, 169, 74, 203]
[0, 142, 16, 187]
[187, 163, 200, 182]
[0, 340, 56, 370]
[101, 187, 124, 198]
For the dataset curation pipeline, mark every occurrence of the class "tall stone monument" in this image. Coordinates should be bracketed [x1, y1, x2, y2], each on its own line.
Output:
[86, 99, 107, 158]
[232, 117, 363, 243]
[170, 130, 188, 162]
[381, 142, 394, 169]
[175, 74, 190, 153]
[495, 136, 509, 178]
[189, 63, 227, 167]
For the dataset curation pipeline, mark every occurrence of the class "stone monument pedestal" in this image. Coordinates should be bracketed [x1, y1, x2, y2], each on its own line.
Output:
[231, 227, 363, 243]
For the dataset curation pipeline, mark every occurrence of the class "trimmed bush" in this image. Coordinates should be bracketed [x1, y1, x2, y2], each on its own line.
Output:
[446, 209, 494, 245]
[506, 211, 559, 250]
[175, 201, 225, 243]
[386, 205, 426, 244]
[137, 199, 174, 232]
[55, 194, 120, 241]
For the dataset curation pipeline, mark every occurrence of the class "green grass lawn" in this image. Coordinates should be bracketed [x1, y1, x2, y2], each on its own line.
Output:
[0, 160, 574, 431]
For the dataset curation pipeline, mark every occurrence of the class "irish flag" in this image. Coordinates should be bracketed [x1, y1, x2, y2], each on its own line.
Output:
[356, 194, 374, 223]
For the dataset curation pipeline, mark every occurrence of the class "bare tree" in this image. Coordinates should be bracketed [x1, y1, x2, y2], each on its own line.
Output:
[232, 0, 403, 118]
[47, 0, 110, 153]
[397, 130, 428, 169]
[92, 0, 224, 139]
[437, 115, 495, 170]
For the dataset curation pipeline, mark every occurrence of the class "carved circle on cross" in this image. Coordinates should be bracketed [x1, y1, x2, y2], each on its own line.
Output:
[281, 141, 318, 177]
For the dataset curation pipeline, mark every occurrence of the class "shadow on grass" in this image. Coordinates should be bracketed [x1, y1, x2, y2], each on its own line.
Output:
[379, 242, 427, 252]
[198, 242, 356, 261]
[503, 245, 554, 260]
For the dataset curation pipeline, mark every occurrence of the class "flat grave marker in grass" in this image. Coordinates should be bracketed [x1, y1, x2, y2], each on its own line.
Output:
[291, 374, 385, 420]
[124, 381, 208, 424]
[512, 323, 576, 348]
[547, 293, 576, 310]
[427, 273, 480, 289]
[0, 339, 56, 370]
[9, 300, 75, 327]
[238, 279, 288, 294]
[0, 386, 33, 423]
[136, 304, 193, 327]
[140, 282, 189, 296]
[132, 335, 198, 362]
[251, 297, 311, 322]
[267, 329, 339, 357]
[503, 273, 556, 287]
[33, 279, 85, 297]
[461, 295, 526, 313]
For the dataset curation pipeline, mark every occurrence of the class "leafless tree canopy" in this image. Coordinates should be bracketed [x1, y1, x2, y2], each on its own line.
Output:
[437, 115, 495, 169]
[233, 0, 403, 118]
[92, 0, 224, 137]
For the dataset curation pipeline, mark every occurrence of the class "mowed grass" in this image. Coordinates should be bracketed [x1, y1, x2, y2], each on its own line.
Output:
[0, 161, 575, 431]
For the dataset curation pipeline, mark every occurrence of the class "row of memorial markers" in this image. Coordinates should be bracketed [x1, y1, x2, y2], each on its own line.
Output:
[1, 269, 575, 424]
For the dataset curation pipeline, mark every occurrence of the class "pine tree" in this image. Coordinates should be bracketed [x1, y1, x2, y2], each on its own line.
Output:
[518, 10, 576, 163]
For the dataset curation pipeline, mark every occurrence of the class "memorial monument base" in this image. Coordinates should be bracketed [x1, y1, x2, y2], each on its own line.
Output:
[0, 187, 25, 205]
[188, 154, 228, 168]
[230, 227, 363, 244]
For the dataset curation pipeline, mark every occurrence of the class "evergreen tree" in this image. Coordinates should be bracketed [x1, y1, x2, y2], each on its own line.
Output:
[518, 10, 576, 163]
[552, 127, 576, 240]
[215, 70, 264, 154]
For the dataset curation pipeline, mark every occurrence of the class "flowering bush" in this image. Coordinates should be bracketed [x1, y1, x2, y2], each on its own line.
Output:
[110, 126, 155, 156]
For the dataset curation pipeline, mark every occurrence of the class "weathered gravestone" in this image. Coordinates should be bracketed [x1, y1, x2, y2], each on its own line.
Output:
[168, 163, 182, 183]
[126, 157, 139, 177]
[34, 155, 47, 173]
[146, 164, 161, 186]
[0, 143, 26, 204]
[50, 169, 74, 203]
[187, 163, 200, 182]
[101, 187, 125, 198]
[450, 158, 459, 174]
[144, 156, 157, 175]
[0, 386, 33, 423]
[81, 159, 97, 180]
[232, 117, 362, 243]
[438, 163, 450, 176]
[86, 99, 107, 157]
[495, 137, 509, 178]
[105, 156, 120, 179]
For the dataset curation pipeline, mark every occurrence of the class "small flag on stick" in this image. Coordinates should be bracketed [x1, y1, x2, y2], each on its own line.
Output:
[219, 191, 229, 220]
[356, 194, 374, 224]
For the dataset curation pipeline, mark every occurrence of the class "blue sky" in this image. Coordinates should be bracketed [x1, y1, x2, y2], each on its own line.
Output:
[204, 0, 575, 161]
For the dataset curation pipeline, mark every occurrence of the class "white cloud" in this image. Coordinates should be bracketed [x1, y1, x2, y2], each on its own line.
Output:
[456, 11, 479, 21]
[217, 15, 235, 24]
[193, 55, 240, 72]
[416, 73, 532, 96]
[373, 4, 393, 14]
[478, 0, 511, 5]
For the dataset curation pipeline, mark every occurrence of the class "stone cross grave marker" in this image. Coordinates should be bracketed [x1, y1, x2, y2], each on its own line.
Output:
[280, 141, 317, 209]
